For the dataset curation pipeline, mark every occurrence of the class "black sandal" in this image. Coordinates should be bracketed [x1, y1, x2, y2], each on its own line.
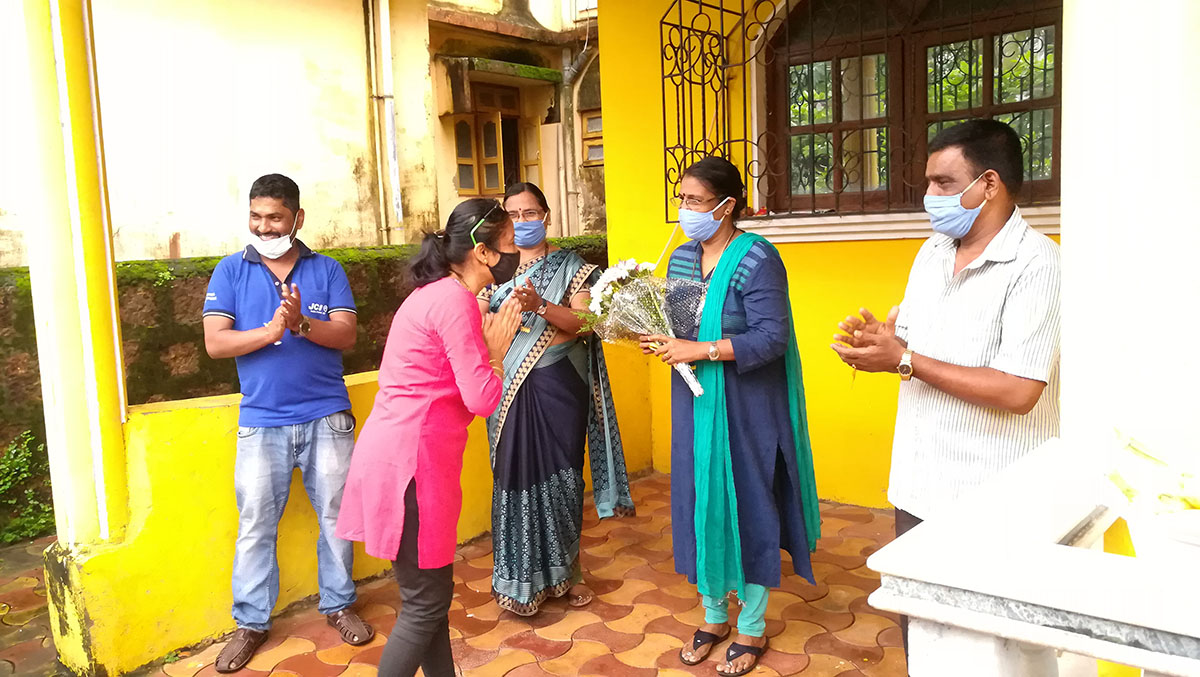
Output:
[719, 637, 768, 677]
[680, 627, 731, 666]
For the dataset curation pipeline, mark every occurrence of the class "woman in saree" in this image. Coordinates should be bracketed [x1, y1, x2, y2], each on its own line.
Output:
[640, 157, 820, 677]
[479, 182, 635, 616]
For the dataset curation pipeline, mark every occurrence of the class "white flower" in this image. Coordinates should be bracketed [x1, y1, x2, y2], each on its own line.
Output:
[637, 262, 657, 273]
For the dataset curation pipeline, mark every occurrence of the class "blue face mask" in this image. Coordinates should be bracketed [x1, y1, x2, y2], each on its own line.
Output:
[513, 219, 546, 247]
[924, 173, 988, 239]
[679, 197, 732, 242]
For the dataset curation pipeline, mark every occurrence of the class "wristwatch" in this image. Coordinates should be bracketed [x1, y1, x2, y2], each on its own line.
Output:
[897, 349, 914, 381]
[535, 300, 549, 316]
[297, 316, 312, 338]
[707, 342, 721, 361]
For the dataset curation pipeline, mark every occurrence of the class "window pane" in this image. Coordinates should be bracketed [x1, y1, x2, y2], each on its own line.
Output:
[841, 127, 888, 192]
[484, 163, 500, 190]
[458, 164, 475, 191]
[995, 109, 1054, 180]
[455, 121, 473, 159]
[790, 133, 834, 195]
[586, 115, 603, 134]
[586, 144, 604, 162]
[928, 39, 983, 113]
[525, 166, 540, 184]
[789, 61, 833, 127]
[841, 54, 887, 122]
[994, 25, 1055, 104]
[927, 117, 969, 142]
[482, 121, 499, 159]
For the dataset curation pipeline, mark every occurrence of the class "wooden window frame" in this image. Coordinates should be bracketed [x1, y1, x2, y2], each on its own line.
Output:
[451, 114, 480, 196]
[765, 2, 1062, 215]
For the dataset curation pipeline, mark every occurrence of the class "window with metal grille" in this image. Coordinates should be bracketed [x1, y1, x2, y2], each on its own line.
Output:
[660, 0, 1061, 220]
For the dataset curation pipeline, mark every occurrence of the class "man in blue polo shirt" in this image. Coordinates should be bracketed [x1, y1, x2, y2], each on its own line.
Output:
[202, 174, 373, 673]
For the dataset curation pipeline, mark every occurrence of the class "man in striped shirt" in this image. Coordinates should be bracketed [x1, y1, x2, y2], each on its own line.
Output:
[831, 119, 1061, 650]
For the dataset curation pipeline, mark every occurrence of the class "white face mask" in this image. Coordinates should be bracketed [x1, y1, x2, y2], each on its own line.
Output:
[249, 213, 299, 259]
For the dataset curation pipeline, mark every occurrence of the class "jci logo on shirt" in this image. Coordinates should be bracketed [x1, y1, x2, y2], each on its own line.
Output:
[308, 302, 329, 316]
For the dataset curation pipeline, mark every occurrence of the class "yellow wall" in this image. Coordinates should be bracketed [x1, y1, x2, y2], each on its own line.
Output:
[51, 355, 652, 674]
[599, 0, 1062, 509]
[599, 0, 915, 508]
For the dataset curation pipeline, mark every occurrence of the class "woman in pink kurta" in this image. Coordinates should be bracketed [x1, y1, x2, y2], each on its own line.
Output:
[337, 198, 521, 677]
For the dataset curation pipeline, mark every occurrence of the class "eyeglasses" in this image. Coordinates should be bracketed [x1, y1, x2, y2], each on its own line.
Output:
[670, 195, 721, 210]
[470, 201, 502, 246]
[506, 209, 545, 221]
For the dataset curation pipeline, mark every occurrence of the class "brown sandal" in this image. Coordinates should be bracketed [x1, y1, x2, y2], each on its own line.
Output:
[327, 609, 375, 646]
[215, 628, 268, 673]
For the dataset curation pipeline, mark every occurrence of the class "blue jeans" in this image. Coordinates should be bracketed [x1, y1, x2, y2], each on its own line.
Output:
[232, 411, 357, 630]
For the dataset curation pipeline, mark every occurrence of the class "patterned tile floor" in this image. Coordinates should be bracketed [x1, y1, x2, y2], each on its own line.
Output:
[0, 474, 905, 676]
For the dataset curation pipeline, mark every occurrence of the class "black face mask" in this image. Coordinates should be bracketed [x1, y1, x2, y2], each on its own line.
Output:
[488, 250, 520, 284]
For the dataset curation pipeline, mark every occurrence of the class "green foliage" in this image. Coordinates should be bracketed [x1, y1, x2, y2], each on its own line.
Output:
[0, 431, 53, 544]
[152, 268, 175, 287]
[162, 651, 182, 664]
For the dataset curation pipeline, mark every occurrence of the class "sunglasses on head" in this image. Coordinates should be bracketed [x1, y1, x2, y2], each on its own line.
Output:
[469, 202, 503, 247]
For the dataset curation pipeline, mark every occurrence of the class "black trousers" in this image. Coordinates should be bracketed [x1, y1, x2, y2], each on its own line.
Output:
[893, 508, 923, 660]
[377, 481, 456, 677]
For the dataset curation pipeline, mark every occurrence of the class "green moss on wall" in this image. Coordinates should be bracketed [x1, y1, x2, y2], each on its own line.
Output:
[0, 233, 607, 446]
[0, 235, 607, 539]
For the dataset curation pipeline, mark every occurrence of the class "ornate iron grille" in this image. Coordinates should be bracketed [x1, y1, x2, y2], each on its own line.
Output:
[660, 0, 1062, 222]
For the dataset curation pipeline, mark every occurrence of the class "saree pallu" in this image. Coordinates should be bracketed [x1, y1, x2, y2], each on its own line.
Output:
[484, 250, 635, 614]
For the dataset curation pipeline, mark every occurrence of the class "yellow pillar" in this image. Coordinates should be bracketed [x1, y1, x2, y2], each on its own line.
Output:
[21, 0, 127, 671]
[22, 0, 127, 545]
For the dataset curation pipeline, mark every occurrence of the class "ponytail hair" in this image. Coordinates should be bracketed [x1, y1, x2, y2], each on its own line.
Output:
[408, 198, 508, 288]
[682, 156, 747, 222]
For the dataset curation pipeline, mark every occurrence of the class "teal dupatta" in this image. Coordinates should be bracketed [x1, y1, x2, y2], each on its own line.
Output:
[690, 232, 820, 598]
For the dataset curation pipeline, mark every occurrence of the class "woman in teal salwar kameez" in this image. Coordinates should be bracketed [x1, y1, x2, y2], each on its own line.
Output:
[642, 157, 820, 677]
[480, 183, 635, 616]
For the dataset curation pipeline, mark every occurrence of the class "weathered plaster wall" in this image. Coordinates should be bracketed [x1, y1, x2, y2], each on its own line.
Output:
[0, 0, 384, 268]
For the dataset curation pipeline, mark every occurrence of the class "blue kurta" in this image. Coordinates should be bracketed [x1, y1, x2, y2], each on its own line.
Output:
[667, 237, 815, 587]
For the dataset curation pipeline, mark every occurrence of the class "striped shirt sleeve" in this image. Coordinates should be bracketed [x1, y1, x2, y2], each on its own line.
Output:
[989, 255, 1061, 382]
[326, 260, 357, 315]
[202, 258, 236, 321]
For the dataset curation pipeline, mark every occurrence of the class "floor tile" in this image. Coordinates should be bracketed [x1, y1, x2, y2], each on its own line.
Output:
[270, 652, 345, 676]
[536, 639, 611, 675]
[462, 648, 534, 676]
[161, 643, 225, 677]
[16, 474, 908, 677]
[779, 600, 856, 632]
[578, 652, 657, 676]
[532, 610, 601, 641]
[245, 637, 316, 672]
[804, 632, 885, 666]
[596, 578, 657, 605]
[572, 620, 643, 652]
[314, 633, 386, 665]
[498, 629, 572, 660]
[604, 602, 672, 634]
[767, 620, 828, 654]
[833, 613, 897, 648]
[614, 632, 680, 669]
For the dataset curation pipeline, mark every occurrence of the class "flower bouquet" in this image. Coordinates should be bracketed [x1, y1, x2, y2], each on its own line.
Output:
[577, 259, 708, 397]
